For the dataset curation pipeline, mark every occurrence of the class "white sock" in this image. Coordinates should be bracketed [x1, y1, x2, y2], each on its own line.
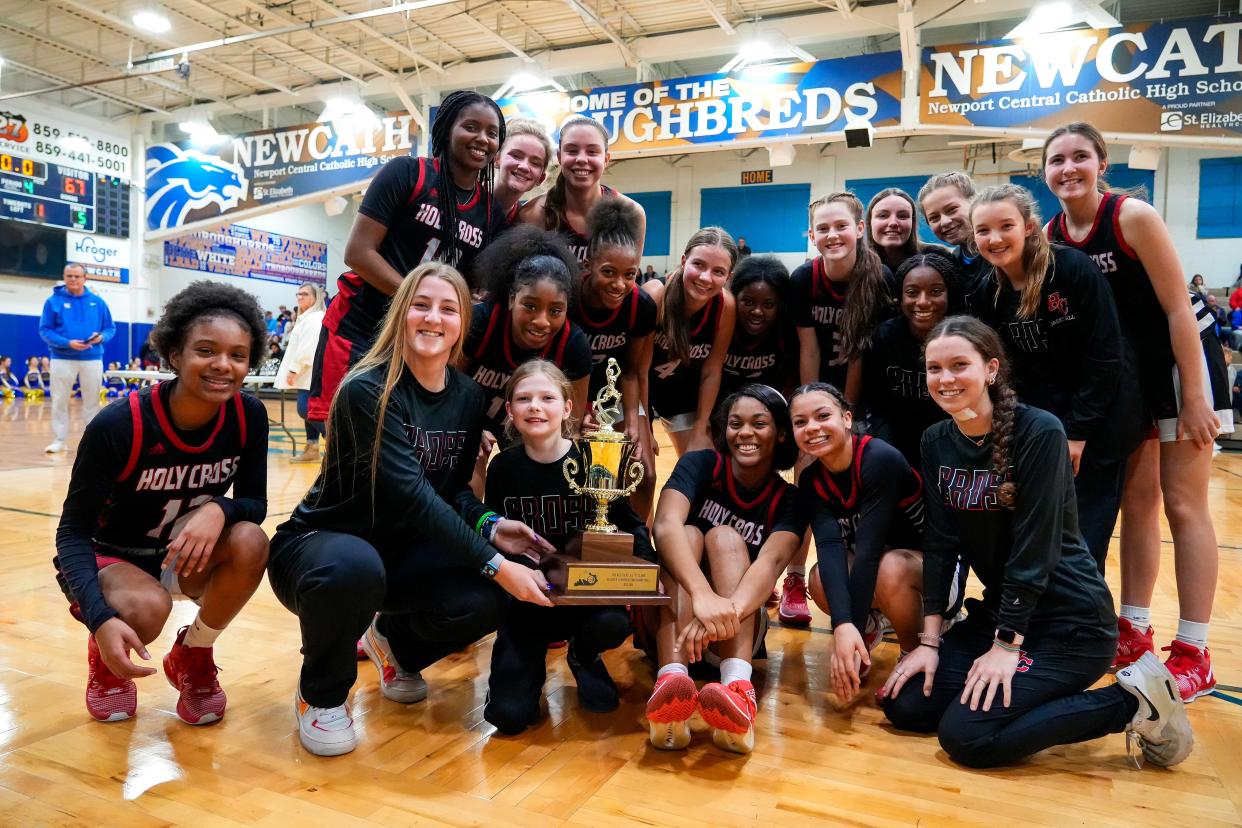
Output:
[1175, 619, 1209, 650]
[719, 658, 753, 686]
[1119, 604, 1151, 629]
[183, 615, 223, 649]
[657, 662, 689, 680]
[787, 565, 806, 579]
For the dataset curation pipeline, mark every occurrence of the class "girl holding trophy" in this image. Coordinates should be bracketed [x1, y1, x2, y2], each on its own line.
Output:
[482, 359, 654, 734]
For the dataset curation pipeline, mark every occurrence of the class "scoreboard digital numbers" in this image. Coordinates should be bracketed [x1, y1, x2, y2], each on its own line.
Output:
[0, 151, 129, 238]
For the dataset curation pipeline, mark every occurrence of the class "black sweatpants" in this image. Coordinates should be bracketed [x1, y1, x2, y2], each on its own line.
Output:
[484, 601, 631, 734]
[881, 613, 1135, 768]
[1073, 446, 1127, 574]
[268, 528, 508, 708]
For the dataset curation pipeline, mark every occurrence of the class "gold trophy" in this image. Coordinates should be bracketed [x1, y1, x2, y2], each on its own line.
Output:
[544, 359, 670, 606]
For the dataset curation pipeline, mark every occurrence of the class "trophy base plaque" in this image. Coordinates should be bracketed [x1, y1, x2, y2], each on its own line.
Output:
[542, 531, 671, 606]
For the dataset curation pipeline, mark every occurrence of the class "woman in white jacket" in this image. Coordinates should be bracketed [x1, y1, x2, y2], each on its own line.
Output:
[276, 283, 327, 463]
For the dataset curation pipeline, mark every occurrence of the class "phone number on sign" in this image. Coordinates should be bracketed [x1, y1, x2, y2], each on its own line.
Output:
[30, 124, 130, 176]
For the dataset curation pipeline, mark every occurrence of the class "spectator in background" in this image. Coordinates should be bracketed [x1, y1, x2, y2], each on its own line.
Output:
[642, 264, 657, 284]
[1206, 294, 1231, 346]
[737, 236, 752, 258]
[38, 263, 114, 453]
[23, 356, 46, 392]
[276, 283, 328, 464]
[1189, 274, 1209, 301]
[265, 311, 277, 336]
[268, 336, 285, 363]
[39, 356, 50, 384]
[138, 332, 160, 369]
[1229, 274, 1242, 311]
[0, 355, 19, 392]
[1230, 305, 1242, 350]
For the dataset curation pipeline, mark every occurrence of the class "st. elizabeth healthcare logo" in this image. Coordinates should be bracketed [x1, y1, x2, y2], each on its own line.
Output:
[1161, 110, 1185, 132]
[145, 144, 247, 230]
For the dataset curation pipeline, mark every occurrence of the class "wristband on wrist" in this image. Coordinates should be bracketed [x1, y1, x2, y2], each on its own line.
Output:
[917, 632, 942, 646]
[917, 641, 939, 651]
[475, 511, 499, 536]
[993, 638, 1021, 653]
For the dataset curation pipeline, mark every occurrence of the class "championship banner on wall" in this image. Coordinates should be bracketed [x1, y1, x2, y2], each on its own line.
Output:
[145, 115, 416, 231]
[920, 15, 1242, 139]
[163, 223, 328, 287]
[495, 53, 903, 155]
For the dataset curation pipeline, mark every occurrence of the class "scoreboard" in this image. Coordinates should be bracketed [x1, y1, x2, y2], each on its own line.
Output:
[0, 151, 129, 238]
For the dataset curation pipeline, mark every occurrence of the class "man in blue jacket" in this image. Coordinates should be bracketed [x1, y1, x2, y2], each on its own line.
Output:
[38, 264, 115, 453]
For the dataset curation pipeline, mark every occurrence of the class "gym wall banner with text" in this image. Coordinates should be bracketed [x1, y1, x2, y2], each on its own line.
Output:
[494, 53, 904, 155]
[145, 115, 417, 231]
[920, 15, 1242, 139]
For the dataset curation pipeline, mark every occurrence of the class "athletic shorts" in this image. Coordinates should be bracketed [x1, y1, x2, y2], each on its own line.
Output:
[655, 411, 696, 433]
[305, 324, 368, 423]
[58, 545, 198, 623]
[1150, 340, 1235, 442]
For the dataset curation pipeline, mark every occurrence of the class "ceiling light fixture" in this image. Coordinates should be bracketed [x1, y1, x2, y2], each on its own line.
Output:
[1004, 0, 1121, 38]
[132, 10, 172, 34]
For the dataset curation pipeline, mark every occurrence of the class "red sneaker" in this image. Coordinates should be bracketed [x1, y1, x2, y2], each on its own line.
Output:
[1162, 640, 1215, 703]
[86, 635, 136, 722]
[1111, 617, 1156, 672]
[163, 626, 226, 725]
[646, 670, 698, 750]
[778, 573, 812, 625]
[697, 680, 757, 754]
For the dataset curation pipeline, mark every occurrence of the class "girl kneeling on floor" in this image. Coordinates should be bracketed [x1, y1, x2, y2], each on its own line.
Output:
[482, 360, 655, 734]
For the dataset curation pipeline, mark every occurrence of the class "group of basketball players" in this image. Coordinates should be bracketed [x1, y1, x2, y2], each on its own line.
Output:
[54, 90, 1228, 773]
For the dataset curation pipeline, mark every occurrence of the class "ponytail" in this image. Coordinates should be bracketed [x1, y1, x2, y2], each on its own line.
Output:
[661, 227, 738, 360]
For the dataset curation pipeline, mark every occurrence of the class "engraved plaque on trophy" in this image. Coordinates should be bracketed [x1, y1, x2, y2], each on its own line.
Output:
[544, 359, 671, 606]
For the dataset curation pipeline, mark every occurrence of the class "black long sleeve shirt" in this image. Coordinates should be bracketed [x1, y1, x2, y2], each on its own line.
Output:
[798, 436, 924, 630]
[280, 364, 494, 569]
[919, 405, 1116, 638]
[859, 317, 948, 467]
[967, 244, 1145, 459]
[484, 442, 654, 562]
[55, 383, 268, 632]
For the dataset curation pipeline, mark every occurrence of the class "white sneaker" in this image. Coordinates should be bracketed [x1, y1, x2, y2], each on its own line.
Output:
[361, 617, 428, 703]
[295, 691, 356, 756]
[1116, 651, 1194, 767]
[44, 441, 66, 453]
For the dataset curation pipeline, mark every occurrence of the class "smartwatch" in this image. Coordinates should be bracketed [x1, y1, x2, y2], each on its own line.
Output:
[995, 627, 1019, 645]
[481, 552, 505, 580]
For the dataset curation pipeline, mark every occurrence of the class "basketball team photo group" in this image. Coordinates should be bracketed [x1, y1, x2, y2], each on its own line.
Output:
[4, 1, 1242, 824]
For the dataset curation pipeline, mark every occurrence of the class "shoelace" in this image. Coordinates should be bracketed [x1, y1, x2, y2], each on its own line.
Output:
[313, 705, 351, 731]
[1125, 729, 1145, 770]
[182, 649, 222, 692]
[1161, 644, 1202, 688]
[783, 575, 808, 601]
[90, 652, 131, 692]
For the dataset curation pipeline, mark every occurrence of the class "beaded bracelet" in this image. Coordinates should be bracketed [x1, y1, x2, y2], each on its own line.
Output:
[993, 638, 1021, 653]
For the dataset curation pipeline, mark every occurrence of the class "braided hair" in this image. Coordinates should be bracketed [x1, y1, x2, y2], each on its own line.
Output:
[926, 315, 1018, 509]
[711, 383, 798, 472]
[430, 91, 505, 273]
[585, 196, 642, 261]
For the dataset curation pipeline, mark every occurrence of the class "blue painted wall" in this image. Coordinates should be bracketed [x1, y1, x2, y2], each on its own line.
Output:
[0, 313, 153, 366]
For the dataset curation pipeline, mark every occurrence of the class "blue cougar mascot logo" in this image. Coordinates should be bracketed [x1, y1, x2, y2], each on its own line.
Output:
[146, 144, 247, 230]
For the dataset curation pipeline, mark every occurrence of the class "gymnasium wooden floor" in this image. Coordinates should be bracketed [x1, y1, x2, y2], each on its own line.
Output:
[1, 395, 1241, 827]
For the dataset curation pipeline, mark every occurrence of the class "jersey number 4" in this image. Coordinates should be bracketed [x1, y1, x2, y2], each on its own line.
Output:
[147, 495, 214, 541]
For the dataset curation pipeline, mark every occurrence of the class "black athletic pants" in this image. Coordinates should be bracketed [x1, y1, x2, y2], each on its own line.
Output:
[484, 601, 631, 734]
[1073, 446, 1127, 575]
[268, 528, 508, 708]
[881, 612, 1135, 768]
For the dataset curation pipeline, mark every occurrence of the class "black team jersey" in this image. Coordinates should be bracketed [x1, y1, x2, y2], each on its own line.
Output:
[280, 364, 495, 568]
[54, 382, 269, 632]
[798, 436, 923, 630]
[859, 317, 947, 467]
[572, 286, 658, 398]
[649, 293, 725, 418]
[662, 449, 803, 561]
[559, 184, 618, 266]
[952, 246, 989, 295]
[791, 257, 849, 388]
[1049, 193, 1230, 420]
[484, 443, 654, 561]
[919, 405, 1116, 638]
[325, 156, 508, 346]
[462, 301, 593, 439]
[967, 244, 1146, 459]
[721, 323, 797, 399]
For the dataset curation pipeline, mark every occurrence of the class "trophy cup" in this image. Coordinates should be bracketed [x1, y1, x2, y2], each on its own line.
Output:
[543, 358, 671, 606]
